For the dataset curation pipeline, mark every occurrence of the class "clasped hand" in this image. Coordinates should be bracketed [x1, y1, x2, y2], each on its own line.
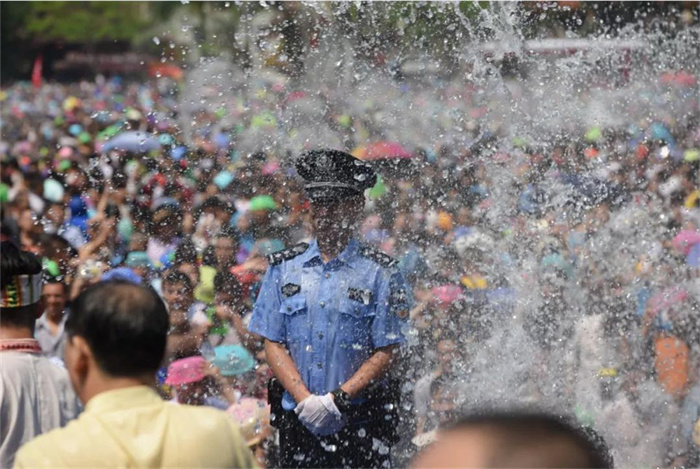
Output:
[294, 394, 346, 437]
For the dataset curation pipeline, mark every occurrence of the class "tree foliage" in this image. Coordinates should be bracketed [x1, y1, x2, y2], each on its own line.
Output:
[20, 2, 149, 44]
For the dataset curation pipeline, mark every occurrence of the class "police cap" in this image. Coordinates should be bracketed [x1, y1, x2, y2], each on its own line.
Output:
[295, 149, 377, 201]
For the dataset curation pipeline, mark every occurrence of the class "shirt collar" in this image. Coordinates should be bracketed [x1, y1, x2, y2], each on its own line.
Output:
[337, 238, 360, 269]
[85, 385, 162, 414]
[303, 238, 360, 269]
[0, 339, 43, 353]
[302, 241, 322, 268]
[36, 310, 69, 331]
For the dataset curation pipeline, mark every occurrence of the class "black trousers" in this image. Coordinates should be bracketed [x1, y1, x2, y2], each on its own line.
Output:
[277, 408, 394, 469]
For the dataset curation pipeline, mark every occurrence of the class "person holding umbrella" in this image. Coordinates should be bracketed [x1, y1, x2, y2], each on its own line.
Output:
[248, 149, 412, 468]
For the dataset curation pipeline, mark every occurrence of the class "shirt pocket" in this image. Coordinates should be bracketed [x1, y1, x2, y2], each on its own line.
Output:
[337, 297, 375, 349]
[279, 295, 309, 344]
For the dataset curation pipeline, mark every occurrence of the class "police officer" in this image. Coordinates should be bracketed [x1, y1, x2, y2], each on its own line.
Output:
[248, 149, 412, 468]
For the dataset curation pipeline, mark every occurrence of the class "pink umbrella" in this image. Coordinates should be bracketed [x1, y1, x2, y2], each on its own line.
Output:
[13, 141, 32, 155]
[431, 284, 463, 309]
[661, 71, 697, 87]
[352, 142, 413, 161]
[672, 229, 700, 256]
[649, 286, 689, 315]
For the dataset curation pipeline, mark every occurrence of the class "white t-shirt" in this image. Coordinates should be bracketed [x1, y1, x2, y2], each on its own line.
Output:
[0, 351, 80, 468]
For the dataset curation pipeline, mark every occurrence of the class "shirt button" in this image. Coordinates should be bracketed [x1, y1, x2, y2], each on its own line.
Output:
[320, 301, 326, 307]
[287, 306, 292, 312]
[325, 273, 330, 279]
[318, 333, 324, 339]
[317, 363, 323, 369]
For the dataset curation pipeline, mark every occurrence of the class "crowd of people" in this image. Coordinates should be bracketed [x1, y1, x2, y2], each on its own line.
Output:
[0, 64, 699, 467]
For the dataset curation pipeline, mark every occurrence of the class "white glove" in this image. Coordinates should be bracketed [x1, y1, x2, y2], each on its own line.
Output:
[295, 394, 346, 436]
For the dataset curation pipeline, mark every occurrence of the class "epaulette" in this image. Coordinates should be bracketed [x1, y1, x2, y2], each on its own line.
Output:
[267, 243, 310, 266]
[359, 245, 398, 268]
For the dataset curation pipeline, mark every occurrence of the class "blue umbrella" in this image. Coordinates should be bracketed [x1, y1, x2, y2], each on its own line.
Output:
[688, 244, 700, 269]
[649, 123, 675, 145]
[102, 131, 161, 152]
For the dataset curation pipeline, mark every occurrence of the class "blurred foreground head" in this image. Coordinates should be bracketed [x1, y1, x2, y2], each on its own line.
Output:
[412, 411, 613, 469]
[65, 281, 169, 402]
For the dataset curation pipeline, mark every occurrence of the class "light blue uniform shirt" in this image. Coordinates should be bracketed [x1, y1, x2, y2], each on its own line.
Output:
[248, 239, 411, 410]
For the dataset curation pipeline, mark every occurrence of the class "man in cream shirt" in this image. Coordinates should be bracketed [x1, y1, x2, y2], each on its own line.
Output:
[15, 280, 256, 468]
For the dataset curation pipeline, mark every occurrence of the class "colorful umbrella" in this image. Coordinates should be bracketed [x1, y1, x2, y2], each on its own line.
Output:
[249, 195, 278, 211]
[661, 71, 697, 87]
[101, 131, 161, 153]
[352, 142, 413, 161]
[431, 284, 463, 308]
[649, 286, 689, 316]
[226, 398, 271, 446]
[688, 244, 700, 269]
[672, 229, 700, 256]
[368, 174, 386, 199]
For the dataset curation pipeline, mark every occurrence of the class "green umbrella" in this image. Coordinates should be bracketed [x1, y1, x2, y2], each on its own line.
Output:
[250, 112, 277, 129]
[249, 195, 278, 211]
[78, 132, 92, 144]
[684, 149, 699, 162]
[42, 258, 61, 278]
[338, 114, 352, 128]
[98, 125, 122, 140]
[512, 136, 528, 148]
[368, 174, 386, 199]
[585, 127, 603, 143]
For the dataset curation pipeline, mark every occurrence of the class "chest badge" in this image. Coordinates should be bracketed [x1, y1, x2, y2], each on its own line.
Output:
[395, 309, 409, 319]
[348, 288, 373, 305]
[281, 283, 301, 297]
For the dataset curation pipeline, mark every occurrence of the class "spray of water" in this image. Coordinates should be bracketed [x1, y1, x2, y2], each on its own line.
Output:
[175, 3, 699, 466]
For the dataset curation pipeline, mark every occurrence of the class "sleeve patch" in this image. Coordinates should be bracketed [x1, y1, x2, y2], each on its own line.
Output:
[390, 287, 409, 318]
